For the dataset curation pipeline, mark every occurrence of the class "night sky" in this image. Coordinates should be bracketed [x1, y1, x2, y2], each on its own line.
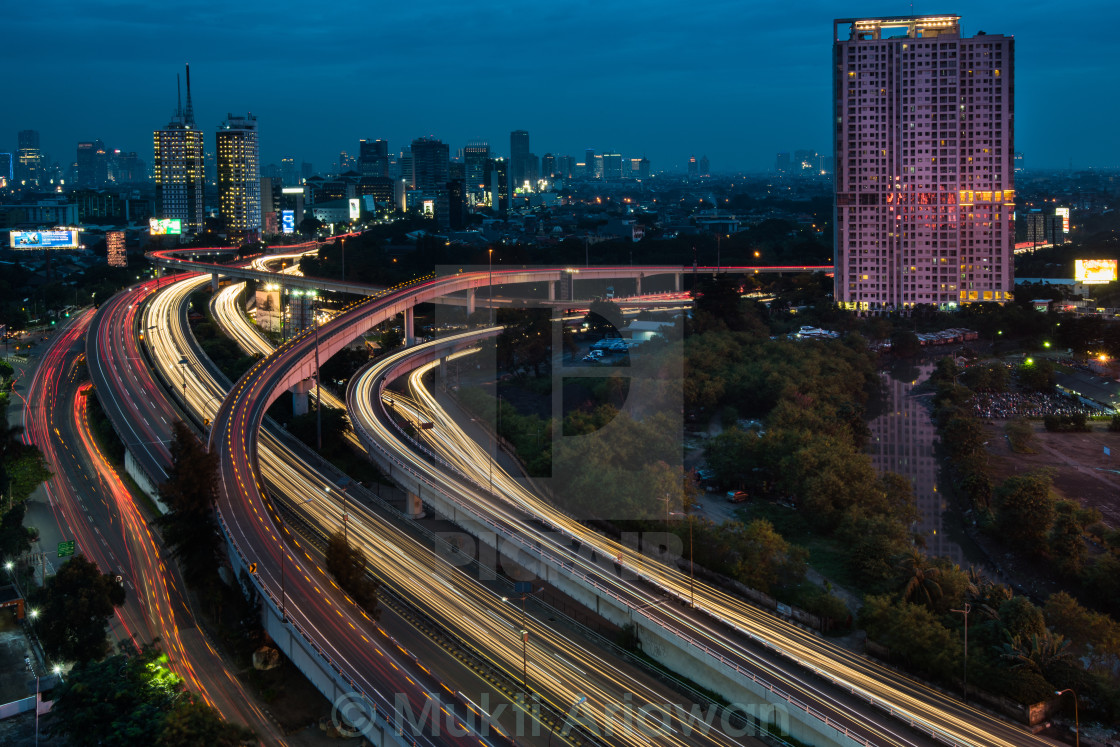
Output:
[3, 1, 1116, 174]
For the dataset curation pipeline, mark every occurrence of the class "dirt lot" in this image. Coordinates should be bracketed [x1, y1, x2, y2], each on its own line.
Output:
[983, 419, 1120, 526]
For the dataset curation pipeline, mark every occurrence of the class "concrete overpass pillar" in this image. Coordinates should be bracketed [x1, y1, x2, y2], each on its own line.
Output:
[439, 355, 448, 384]
[290, 378, 313, 416]
[211, 273, 220, 292]
[467, 288, 476, 315]
[674, 273, 681, 292]
[547, 281, 555, 301]
[405, 491, 423, 519]
[635, 275, 642, 296]
[404, 306, 415, 347]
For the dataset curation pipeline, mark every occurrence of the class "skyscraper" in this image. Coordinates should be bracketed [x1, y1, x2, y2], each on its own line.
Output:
[601, 152, 622, 181]
[463, 140, 490, 199]
[153, 65, 205, 234]
[17, 130, 42, 187]
[217, 113, 262, 240]
[359, 139, 389, 178]
[541, 154, 556, 179]
[833, 15, 1014, 311]
[411, 137, 449, 191]
[510, 130, 530, 190]
[76, 139, 108, 189]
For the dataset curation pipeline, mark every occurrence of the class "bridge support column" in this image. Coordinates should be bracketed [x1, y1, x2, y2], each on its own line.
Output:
[466, 288, 476, 316]
[635, 275, 642, 296]
[674, 273, 681, 292]
[439, 355, 448, 384]
[290, 378, 313, 416]
[405, 491, 423, 519]
[547, 281, 555, 301]
[211, 273, 220, 292]
[404, 306, 415, 347]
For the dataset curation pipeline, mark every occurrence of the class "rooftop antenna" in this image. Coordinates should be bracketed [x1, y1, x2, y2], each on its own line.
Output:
[184, 63, 195, 126]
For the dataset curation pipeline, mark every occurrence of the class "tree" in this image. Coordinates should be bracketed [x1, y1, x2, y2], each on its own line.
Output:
[1048, 501, 1098, 577]
[993, 470, 1056, 550]
[998, 596, 1047, 640]
[158, 422, 223, 589]
[29, 555, 125, 663]
[859, 595, 962, 680]
[889, 329, 921, 358]
[325, 531, 381, 619]
[584, 299, 624, 336]
[0, 501, 33, 560]
[895, 548, 943, 609]
[49, 644, 254, 746]
[1017, 358, 1056, 391]
[730, 519, 807, 594]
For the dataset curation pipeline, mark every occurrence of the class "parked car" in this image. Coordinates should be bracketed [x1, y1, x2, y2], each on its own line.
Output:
[726, 490, 749, 503]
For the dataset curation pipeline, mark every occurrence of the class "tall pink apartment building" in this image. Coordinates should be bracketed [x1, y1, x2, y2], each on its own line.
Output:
[833, 16, 1014, 311]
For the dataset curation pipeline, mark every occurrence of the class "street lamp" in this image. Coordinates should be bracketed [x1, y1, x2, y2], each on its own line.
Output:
[548, 695, 587, 746]
[950, 602, 971, 701]
[488, 248, 494, 325]
[669, 511, 694, 607]
[502, 587, 543, 694]
[177, 355, 189, 401]
[1055, 689, 1079, 747]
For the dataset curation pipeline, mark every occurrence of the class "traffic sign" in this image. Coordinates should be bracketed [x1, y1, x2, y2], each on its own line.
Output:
[248, 563, 258, 574]
[57, 540, 75, 558]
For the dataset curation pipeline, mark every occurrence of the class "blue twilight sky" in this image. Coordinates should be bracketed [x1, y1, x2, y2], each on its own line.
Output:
[1, 1, 1117, 174]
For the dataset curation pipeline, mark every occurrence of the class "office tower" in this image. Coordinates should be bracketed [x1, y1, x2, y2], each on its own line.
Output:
[110, 150, 142, 184]
[557, 155, 575, 180]
[398, 148, 414, 188]
[775, 152, 791, 173]
[602, 152, 623, 181]
[411, 137, 449, 190]
[699, 155, 710, 177]
[592, 155, 604, 180]
[484, 157, 509, 214]
[833, 15, 1014, 311]
[636, 156, 654, 180]
[0, 153, 13, 186]
[260, 176, 275, 217]
[510, 130, 530, 189]
[106, 231, 127, 267]
[359, 139, 389, 178]
[463, 140, 489, 198]
[584, 148, 595, 176]
[300, 161, 314, 181]
[525, 153, 540, 190]
[17, 130, 43, 187]
[446, 179, 465, 230]
[541, 153, 556, 179]
[153, 65, 205, 234]
[216, 113, 262, 240]
[281, 157, 297, 186]
[76, 139, 109, 189]
[687, 156, 698, 178]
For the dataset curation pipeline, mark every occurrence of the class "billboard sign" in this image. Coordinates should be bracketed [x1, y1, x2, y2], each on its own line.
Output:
[1075, 259, 1117, 285]
[106, 230, 126, 267]
[348, 198, 360, 221]
[149, 218, 182, 235]
[10, 230, 79, 249]
[1055, 207, 1070, 234]
[281, 210, 295, 234]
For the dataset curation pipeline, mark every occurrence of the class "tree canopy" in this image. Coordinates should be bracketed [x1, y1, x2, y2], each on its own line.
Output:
[29, 555, 125, 664]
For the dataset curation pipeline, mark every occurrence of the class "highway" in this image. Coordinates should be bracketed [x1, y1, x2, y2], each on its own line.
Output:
[200, 275, 764, 745]
[21, 308, 285, 742]
[149, 248, 1047, 745]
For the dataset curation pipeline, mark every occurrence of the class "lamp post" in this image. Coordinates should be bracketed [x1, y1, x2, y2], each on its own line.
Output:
[340, 237, 346, 282]
[177, 355, 189, 402]
[313, 292, 321, 451]
[669, 511, 694, 607]
[1055, 689, 1079, 747]
[548, 695, 586, 746]
[488, 248, 493, 325]
[503, 587, 543, 694]
[950, 602, 971, 701]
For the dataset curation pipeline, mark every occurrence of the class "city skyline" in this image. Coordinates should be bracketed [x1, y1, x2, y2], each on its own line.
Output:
[2, 2, 1118, 174]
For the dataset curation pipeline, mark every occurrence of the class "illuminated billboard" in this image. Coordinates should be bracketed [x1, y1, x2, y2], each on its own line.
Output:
[149, 218, 183, 235]
[348, 198, 360, 221]
[1075, 259, 1118, 285]
[1055, 207, 1070, 233]
[281, 210, 295, 234]
[10, 230, 79, 249]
